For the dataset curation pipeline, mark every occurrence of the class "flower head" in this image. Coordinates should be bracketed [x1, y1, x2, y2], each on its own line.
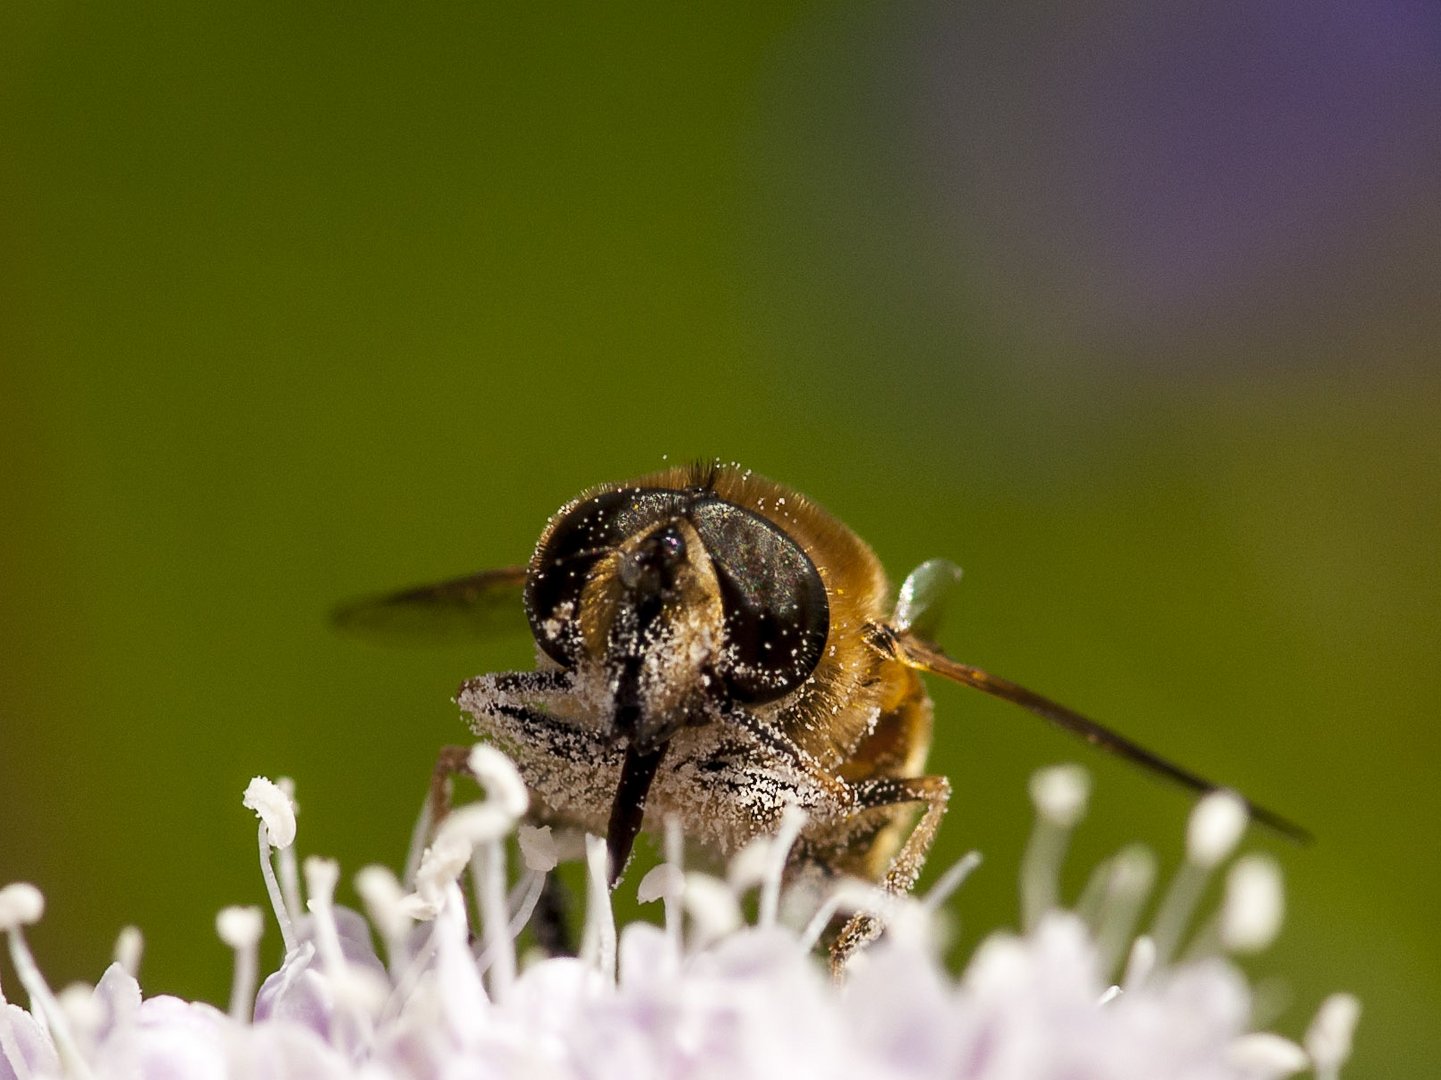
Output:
[0, 752, 1357, 1079]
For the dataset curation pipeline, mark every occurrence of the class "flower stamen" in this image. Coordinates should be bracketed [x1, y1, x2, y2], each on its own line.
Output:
[1150, 789, 1248, 967]
[1092, 845, 1157, 978]
[1021, 764, 1090, 931]
[1306, 993, 1361, 1080]
[354, 865, 411, 972]
[580, 834, 617, 980]
[112, 925, 143, 980]
[0, 883, 91, 1080]
[216, 905, 264, 1022]
[243, 776, 299, 954]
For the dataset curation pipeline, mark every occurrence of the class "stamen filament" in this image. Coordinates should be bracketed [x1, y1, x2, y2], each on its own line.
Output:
[1092, 846, 1157, 979]
[256, 824, 297, 954]
[475, 839, 515, 1000]
[1021, 765, 1090, 931]
[922, 851, 983, 913]
[664, 816, 684, 959]
[580, 835, 617, 981]
[759, 805, 806, 929]
[1, 889, 91, 1080]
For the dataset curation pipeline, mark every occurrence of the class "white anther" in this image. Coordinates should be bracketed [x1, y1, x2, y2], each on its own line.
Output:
[245, 778, 297, 953]
[1228, 1033, 1308, 1076]
[436, 803, 512, 849]
[396, 893, 440, 922]
[404, 834, 475, 920]
[1305, 993, 1361, 1079]
[57, 982, 103, 1041]
[217, 905, 264, 1024]
[113, 926, 143, 977]
[0, 884, 44, 930]
[355, 865, 411, 947]
[304, 856, 350, 989]
[682, 873, 742, 948]
[1150, 791, 1249, 966]
[636, 863, 685, 905]
[1122, 935, 1156, 992]
[243, 777, 297, 849]
[215, 906, 264, 951]
[303, 856, 341, 905]
[467, 745, 530, 819]
[1186, 790, 1247, 869]
[726, 834, 773, 893]
[2, 885, 91, 1080]
[1219, 854, 1285, 953]
[517, 825, 558, 873]
[1029, 765, 1090, 828]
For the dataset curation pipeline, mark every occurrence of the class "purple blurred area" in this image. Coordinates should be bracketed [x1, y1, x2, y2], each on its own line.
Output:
[916, 0, 1441, 368]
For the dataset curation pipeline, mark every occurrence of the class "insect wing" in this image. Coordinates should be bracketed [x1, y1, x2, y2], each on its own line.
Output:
[882, 625, 1310, 843]
[332, 566, 530, 645]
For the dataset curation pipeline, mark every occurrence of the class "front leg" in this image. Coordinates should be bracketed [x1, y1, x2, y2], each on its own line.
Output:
[409, 669, 614, 954]
[419, 671, 580, 835]
[826, 773, 951, 976]
[456, 669, 624, 839]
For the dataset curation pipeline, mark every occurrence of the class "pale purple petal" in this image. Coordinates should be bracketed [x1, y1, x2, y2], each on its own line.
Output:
[253, 946, 333, 1040]
[0, 1002, 59, 1080]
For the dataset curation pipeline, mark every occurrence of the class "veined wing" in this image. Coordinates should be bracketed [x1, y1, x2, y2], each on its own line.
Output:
[332, 566, 529, 645]
[874, 623, 1310, 844]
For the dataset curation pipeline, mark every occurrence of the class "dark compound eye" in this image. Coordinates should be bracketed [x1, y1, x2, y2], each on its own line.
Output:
[526, 486, 829, 698]
[688, 499, 829, 704]
[525, 488, 690, 666]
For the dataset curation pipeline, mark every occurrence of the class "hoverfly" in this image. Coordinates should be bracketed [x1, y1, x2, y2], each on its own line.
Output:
[336, 462, 1305, 970]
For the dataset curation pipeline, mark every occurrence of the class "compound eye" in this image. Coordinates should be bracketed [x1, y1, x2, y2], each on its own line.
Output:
[525, 487, 689, 665]
[689, 500, 829, 704]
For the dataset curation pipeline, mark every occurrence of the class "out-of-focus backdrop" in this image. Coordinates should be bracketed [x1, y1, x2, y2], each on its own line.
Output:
[3, 4, 1437, 1075]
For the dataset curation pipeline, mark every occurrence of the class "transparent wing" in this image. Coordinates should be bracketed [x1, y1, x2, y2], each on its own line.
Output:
[332, 566, 530, 645]
[876, 623, 1310, 844]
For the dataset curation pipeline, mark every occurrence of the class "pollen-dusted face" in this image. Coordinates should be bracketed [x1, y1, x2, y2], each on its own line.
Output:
[523, 483, 831, 730]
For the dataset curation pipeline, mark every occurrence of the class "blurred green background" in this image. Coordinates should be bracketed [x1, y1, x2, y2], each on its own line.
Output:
[3, 3, 1438, 1075]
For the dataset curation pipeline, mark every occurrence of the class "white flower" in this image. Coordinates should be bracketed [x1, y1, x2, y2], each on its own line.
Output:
[0, 754, 1357, 1079]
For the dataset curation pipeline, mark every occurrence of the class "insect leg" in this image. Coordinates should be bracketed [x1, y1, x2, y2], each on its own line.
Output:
[408, 670, 583, 878]
[532, 873, 575, 957]
[402, 743, 481, 887]
[414, 669, 608, 951]
[828, 773, 951, 976]
[422, 671, 575, 831]
[423, 743, 477, 838]
[457, 668, 625, 846]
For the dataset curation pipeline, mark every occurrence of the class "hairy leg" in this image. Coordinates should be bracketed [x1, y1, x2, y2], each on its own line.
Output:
[827, 773, 951, 976]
